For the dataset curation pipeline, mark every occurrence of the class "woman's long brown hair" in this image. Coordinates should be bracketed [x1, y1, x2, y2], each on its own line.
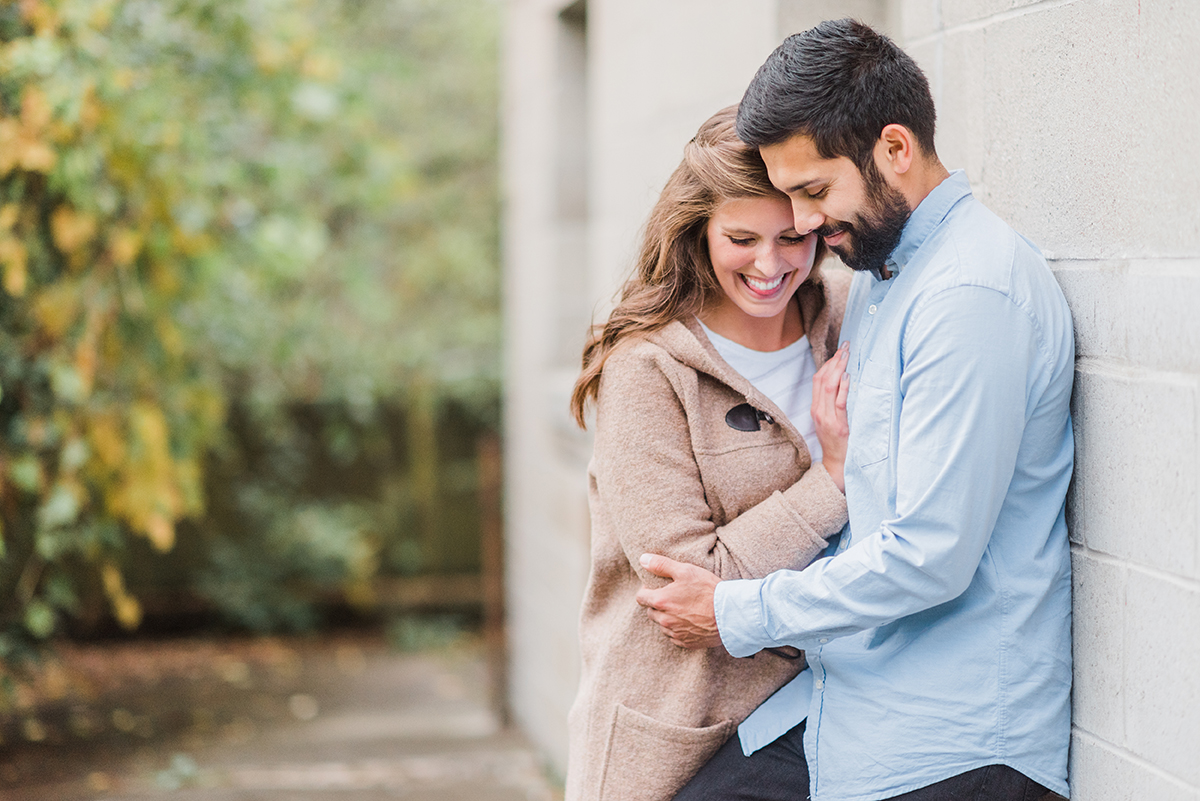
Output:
[569, 105, 825, 428]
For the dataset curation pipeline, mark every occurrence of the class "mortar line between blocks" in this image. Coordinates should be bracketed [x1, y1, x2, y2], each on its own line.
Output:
[907, 0, 1083, 48]
[1073, 356, 1200, 387]
[1052, 255, 1200, 265]
[1070, 543, 1200, 593]
[1071, 728, 1200, 793]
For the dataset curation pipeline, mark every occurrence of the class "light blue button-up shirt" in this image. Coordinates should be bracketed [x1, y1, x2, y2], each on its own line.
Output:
[716, 171, 1074, 800]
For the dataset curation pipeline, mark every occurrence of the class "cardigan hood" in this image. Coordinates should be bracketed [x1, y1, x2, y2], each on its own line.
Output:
[643, 270, 843, 445]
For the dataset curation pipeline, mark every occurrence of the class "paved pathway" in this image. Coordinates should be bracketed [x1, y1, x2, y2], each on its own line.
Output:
[0, 634, 562, 801]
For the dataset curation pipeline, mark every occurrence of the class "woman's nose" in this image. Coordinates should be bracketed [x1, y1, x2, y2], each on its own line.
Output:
[755, 245, 786, 277]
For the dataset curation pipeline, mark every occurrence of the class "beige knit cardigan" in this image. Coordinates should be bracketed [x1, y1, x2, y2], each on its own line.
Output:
[565, 268, 852, 801]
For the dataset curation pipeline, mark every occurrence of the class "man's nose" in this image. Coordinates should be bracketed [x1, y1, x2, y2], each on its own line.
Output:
[791, 199, 825, 235]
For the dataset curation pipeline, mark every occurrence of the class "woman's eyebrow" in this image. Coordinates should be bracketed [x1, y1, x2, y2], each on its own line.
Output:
[719, 227, 799, 236]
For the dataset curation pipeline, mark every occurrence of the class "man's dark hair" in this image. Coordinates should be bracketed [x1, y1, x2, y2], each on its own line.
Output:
[736, 19, 937, 170]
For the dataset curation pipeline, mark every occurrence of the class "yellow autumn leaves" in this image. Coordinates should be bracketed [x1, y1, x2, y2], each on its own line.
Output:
[0, 204, 29, 296]
[0, 1, 228, 633]
[92, 403, 205, 554]
[0, 80, 103, 297]
[100, 561, 140, 629]
[0, 85, 58, 176]
[0, 84, 63, 297]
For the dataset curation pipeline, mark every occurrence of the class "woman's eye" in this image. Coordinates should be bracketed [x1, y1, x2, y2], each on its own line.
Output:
[780, 234, 808, 245]
[728, 237, 754, 246]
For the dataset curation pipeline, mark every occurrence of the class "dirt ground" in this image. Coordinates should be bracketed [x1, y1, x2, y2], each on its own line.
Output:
[0, 628, 563, 800]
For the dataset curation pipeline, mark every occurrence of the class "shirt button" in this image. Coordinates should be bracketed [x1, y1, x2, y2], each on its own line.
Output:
[819, 638, 829, 644]
[814, 679, 824, 689]
[868, 304, 878, 315]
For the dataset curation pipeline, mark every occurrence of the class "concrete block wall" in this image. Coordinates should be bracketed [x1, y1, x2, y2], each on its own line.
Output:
[897, 1, 1200, 796]
[501, 1, 587, 775]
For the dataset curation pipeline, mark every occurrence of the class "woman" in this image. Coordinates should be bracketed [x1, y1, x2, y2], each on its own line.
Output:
[564, 105, 851, 801]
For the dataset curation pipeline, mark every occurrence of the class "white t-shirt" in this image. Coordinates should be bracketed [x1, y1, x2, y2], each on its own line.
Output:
[698, 320, 822, 463]
[697, 321, 823, 754]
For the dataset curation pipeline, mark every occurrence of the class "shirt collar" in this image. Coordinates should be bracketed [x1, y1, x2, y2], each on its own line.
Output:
[883, 169, 971, 276]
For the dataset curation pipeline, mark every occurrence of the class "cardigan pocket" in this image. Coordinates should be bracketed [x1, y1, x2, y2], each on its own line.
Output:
[597, 703, 734, 801]
[694, 441, 803, 522]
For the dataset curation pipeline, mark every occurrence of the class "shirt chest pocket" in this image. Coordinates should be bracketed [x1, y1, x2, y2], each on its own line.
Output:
[849, 358, 894, 468]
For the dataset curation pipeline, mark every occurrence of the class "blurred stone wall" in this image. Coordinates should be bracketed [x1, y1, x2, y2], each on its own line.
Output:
[502, 0, 1200, 794]
[501, 0, 783, 772]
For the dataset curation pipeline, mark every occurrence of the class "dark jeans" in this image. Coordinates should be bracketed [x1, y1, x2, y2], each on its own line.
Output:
[673, 720, 810, 801]
[673, 719, 1056, 801]
[882, 764, 1052, 800]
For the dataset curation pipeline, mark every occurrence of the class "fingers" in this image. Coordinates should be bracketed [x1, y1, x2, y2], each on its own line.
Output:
[634, 585, 660, 610]
[835, 369, 850, 416]
[813, 345, 849, 429]
[813, 344, 849, 398]
[644, 606, 669, 626]
[813, 357, 838, 395]
[640, 601, 683, 643]
[634, 555, 690, 612]
[639, 552, 682, 579]
[644, 610, 716, 650]
[834, 341, 850, 371]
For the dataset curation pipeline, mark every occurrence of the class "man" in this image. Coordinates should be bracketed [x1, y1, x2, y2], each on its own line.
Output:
[636, 19, 1073, 801]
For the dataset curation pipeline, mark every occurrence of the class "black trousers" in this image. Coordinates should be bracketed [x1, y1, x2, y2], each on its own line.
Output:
[673, 720, 1054, 801]
[673, 720, 810, 801]
[884, 766, 1051, 801]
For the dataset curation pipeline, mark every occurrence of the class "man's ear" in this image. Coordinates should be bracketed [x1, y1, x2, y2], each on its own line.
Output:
[874, 123, 915, 177]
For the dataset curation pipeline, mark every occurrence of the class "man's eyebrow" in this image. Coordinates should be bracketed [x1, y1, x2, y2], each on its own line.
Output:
[784, 179, 822, 194]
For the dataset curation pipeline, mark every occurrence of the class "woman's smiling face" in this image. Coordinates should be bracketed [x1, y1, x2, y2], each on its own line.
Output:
[705, 195, 816, 324]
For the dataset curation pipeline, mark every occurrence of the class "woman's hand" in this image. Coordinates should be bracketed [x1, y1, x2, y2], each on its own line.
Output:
[812, 342, 850, 492]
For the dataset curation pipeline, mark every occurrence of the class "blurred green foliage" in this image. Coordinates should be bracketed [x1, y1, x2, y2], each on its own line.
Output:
[386, 611, 469, 653]
[0, 0, 499, 648]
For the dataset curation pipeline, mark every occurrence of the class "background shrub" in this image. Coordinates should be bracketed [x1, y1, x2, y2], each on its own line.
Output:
[0, 0, 500, 650]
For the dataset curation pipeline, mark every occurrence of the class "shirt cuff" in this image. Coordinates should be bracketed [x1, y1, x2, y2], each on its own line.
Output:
[715, 578, 772, 658]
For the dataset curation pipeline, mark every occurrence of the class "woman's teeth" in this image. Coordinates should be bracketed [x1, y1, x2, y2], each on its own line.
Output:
[743, 274, 785, 293]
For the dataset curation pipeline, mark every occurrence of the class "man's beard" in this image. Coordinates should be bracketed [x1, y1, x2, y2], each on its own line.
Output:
[816, 163, 911, 273]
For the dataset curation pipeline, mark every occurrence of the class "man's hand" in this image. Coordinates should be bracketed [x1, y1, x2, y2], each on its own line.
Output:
[634, 554, 724, 650]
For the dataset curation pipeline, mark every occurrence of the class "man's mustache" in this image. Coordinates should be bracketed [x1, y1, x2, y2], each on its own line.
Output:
[815, 222, 849, 239]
